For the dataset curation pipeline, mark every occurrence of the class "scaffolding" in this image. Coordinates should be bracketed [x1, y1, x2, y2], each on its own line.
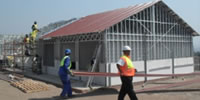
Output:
[0, 34, 40, 74]
[2, 40, 25, 72]
[0, 34, 24, 70]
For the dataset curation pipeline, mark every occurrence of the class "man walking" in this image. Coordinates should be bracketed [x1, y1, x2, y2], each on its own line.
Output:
[117, 46, 138, 100]
[58, 49, 73, 99]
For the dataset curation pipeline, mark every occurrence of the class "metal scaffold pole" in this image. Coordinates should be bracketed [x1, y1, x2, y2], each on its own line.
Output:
[143, 32, 147, 83]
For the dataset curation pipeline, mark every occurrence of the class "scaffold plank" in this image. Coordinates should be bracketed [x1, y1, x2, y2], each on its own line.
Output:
[10, 79, 48, 93]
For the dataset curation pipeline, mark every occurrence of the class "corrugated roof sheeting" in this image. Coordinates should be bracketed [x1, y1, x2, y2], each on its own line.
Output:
[42, 0, 198, 39]
[42, 0, 160, 38]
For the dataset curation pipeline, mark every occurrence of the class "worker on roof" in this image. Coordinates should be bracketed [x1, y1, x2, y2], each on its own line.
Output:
[58, 49, 74, 99]
[117, 45, 138, 100]
[31, 21, 39, 43]
[32, 21, 38, 32]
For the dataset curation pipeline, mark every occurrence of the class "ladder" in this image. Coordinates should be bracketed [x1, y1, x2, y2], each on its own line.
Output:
[86, 42, 102, 88]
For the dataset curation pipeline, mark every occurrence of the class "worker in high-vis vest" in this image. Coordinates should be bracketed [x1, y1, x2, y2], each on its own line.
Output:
[58, 49, 73, 99]
[31, 21, 39, 43]
[117, 46, 138, 100]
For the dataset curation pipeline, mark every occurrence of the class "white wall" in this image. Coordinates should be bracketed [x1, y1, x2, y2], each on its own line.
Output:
[44, 57, 194, 86]
[109, 63, 121, 86]
[109, 61, 145, 86]
[147, 59, 172, 80]
[109, 57, 194, 86]
[132, 61, 145, 82]
[174, 57, 194, 73]
[92, 63, 106, 85]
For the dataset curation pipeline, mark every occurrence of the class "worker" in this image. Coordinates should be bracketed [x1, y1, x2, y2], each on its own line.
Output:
[6, 56, 14, 67]
[58, 49, 74, 99]
[32, 54, 42, 74]
[117, 46, 138, 100]
[32, 21, 38, 32]
[31, 21, 39, 43]
[24, 34, 30, 44]
[24, 34, 30, 56]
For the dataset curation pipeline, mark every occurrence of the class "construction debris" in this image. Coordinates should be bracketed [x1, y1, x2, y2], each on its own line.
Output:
[8, 73, 23, 81]
[10, 79, 49, 93]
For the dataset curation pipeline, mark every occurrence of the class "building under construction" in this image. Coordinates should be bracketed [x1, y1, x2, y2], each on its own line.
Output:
[40, 0, 199, 86]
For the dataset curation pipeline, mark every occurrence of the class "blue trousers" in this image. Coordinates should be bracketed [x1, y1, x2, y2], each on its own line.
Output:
[59, 74, 72, 97]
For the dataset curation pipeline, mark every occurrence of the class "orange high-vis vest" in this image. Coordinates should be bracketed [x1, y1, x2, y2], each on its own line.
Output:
[119, 55, 135, 76]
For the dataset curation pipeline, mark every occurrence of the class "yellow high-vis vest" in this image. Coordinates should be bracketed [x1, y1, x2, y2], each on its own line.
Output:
[119, 55, 135, 76]
[60, 56, 72, 70]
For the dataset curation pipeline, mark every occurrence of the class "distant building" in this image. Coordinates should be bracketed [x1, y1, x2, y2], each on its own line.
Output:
[40, 0, 199, 86]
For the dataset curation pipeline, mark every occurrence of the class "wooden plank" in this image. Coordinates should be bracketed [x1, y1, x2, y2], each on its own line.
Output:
[10, 79, 48, 93]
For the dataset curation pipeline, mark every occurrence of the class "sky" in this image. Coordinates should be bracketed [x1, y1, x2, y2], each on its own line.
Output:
[0, 0, 199, 34]
[0, 0, 199, 51]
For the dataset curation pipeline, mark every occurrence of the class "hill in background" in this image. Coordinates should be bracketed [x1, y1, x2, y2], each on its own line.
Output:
[36, 18, 77, 39]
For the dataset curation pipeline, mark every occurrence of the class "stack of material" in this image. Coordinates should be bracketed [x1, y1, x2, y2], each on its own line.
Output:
[10, 79, 48, 93]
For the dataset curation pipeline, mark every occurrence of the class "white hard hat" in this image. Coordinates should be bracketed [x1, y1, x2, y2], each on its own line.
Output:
[123, 45, 131, 51]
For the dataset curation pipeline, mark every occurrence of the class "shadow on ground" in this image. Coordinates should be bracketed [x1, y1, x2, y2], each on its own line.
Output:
[137, 88, 200, 94]
[29, 87, 119, 100]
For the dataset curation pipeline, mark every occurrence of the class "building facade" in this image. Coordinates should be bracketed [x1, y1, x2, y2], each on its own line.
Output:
[40, 0, 198, 86]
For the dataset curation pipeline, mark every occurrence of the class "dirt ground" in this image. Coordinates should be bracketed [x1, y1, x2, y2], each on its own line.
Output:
[1, 74, 200, 100]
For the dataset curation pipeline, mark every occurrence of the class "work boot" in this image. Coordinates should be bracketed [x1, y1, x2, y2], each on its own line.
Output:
[60, 96, 68, 99]
[68, 95, 76, 98]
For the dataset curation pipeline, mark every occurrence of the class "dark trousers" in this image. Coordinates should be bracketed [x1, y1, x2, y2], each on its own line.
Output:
[118, 76, 138, 100]
[59, 74, 72, 97]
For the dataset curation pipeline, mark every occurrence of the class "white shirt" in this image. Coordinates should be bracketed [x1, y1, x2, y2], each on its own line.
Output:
[117, 58, 125, 66]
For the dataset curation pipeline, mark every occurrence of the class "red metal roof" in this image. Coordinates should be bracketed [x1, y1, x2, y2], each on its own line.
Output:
[42, 0, 160, 39]
[42, 0, 198, 39]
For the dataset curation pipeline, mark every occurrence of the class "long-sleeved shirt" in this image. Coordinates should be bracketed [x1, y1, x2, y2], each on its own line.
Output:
[58, 56, 71, 75]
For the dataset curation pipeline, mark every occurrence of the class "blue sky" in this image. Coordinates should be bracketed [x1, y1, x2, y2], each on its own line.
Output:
[0, 0, 199, 34]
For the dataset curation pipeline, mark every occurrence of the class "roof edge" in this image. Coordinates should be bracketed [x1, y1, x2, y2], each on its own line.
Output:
[160, 0, 199, 36]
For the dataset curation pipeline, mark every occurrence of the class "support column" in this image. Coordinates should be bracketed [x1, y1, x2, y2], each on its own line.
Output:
[152, 5, 156, 59]
[41, 40, 47, 73]
[104, 30, 110, 86]
[54, 39, 60, 68]
[75, 37, 79, 70]
[171, 49, 175, 77]
[143, 32, 147, 82]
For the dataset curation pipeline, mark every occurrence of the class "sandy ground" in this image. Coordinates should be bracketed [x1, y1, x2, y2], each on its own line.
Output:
[1, 74, 200, 100]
